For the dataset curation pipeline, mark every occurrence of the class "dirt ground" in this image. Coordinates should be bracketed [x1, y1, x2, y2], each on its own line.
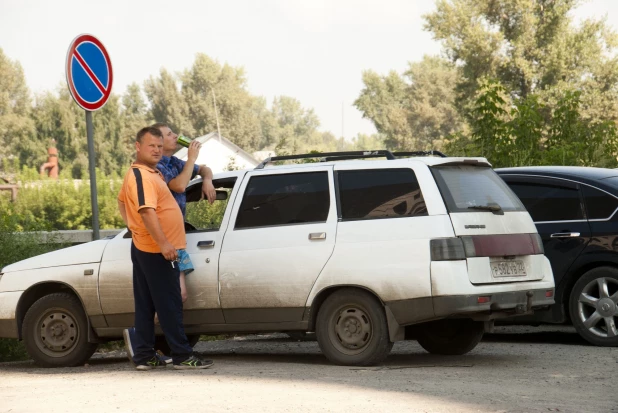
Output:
[0, 325, 617, 413]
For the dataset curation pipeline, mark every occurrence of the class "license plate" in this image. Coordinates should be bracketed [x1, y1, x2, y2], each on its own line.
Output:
[490, 260, 526, 278]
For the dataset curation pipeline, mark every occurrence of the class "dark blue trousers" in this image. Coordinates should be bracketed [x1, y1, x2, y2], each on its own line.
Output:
[131, 242, 193, 364]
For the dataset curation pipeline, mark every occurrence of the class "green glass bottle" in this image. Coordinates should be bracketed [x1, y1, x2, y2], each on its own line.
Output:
[177, 135, 193, 148]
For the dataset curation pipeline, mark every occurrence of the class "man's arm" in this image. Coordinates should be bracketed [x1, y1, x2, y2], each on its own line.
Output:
[168, 140, 200, 193]
[139, 208, 178, 261]
[117, 200, 128, 227]
[199, 165, 216, 204]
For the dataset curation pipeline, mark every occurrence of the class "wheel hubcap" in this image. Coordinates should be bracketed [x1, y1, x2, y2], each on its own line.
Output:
[36, 310, 79, 357]
[577, 277, 618, 338]
[330, 306, 372, 355]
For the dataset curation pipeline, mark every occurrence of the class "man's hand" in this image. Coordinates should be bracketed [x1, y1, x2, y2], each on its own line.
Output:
[202, 179, 216, 204]
[187, 140, 201, 163]
[160, 241, 178, 261]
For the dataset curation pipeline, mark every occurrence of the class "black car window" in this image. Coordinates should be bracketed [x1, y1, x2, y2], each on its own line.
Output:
[582, 185, 618, 220]
[338, 168, 427, 221]
[235, 172, 330, 229]
[508, 182, 584, 222]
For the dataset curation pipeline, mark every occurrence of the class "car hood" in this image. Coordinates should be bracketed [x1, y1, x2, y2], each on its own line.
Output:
[2, 239, 110, 273]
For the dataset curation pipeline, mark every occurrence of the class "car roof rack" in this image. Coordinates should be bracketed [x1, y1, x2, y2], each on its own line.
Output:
[393, 150, 447, 158]
[255, 150, 447, 169]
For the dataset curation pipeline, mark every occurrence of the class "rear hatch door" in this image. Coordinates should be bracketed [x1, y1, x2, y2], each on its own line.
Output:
[431, 164, 545, 284]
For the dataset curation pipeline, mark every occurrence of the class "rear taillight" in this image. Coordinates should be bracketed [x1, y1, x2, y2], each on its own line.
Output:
[531, 233, 544, 254]
[430, 238, 466, 260]
[431, 233, 544, 261]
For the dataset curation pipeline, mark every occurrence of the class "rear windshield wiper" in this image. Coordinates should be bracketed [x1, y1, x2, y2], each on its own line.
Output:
[467, 204, 503, 213]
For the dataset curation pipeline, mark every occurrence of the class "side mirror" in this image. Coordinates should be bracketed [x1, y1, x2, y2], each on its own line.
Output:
[216, 190, 228, 201]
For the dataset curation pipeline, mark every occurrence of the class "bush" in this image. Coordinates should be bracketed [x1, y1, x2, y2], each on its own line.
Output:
[0, 166, 124, 231]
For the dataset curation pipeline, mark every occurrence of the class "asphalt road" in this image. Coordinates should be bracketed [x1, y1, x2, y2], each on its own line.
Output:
[0, 326, 617, 413]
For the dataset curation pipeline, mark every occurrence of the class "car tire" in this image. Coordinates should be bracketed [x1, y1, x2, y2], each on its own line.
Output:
[22, 293, 98, 367]
[569, 267, 618, 347]
[416, 319, 484, 355]
[315, 289, 393, 366]
[154, 334, 201, 355]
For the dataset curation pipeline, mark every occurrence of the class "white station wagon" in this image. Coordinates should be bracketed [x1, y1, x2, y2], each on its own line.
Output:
[0, 151, 555, 367]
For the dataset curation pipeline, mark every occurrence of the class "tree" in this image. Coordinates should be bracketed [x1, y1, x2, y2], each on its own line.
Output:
[446, 78, 618, 168]
[144, 68, 191, 135]
[355, 56, 463, 150]
[181, 54, 262, 151]
[0, 48, 35, 169]
[118, 83, 151, 171]
[424, 0, 618, 121]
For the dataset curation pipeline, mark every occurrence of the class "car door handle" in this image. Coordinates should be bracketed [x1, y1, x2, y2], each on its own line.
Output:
[309, 232, 326, 240]
[197, 240, 215, 248]
[550, 232, 580, 238]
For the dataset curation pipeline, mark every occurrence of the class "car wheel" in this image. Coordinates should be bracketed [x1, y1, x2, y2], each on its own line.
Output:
[569, 267, 618, 346]
[416, 319, 484, 355]
[316, 289, 393, 366]
[154, 334, 201, 355]
[22, 293, 98, 367]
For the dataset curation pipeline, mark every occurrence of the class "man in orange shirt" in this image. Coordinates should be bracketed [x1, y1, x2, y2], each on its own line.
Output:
[117, 126, 213, 370]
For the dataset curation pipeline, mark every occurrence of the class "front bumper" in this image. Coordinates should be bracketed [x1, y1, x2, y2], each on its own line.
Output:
[0, 291, 23, 339]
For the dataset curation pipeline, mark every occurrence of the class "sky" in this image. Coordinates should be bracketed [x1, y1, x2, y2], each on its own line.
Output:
[1, 0, 618, 141]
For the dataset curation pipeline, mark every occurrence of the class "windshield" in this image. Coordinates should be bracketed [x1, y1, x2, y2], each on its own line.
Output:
[432, 165, 525, 213]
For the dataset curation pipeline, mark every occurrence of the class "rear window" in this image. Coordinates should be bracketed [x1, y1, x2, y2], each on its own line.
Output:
[432, 165, 525, 213]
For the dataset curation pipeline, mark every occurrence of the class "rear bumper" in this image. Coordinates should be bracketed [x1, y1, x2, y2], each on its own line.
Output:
[386, 288, 555, 326]
[433, 288, 555, 320]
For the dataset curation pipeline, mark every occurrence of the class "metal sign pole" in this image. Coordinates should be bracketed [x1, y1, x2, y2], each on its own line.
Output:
[85, 110, 100, 240]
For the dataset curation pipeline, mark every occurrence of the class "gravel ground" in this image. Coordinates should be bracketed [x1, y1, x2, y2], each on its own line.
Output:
[0, 325, 617, 413]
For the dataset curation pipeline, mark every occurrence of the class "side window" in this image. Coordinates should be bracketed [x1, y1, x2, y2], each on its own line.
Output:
[338, 168, 427, 221]
[235, 172, 330, 229]
[185, 177, 236, 232]
[508, 182, 584, 222]
[582, 185, 618, 220]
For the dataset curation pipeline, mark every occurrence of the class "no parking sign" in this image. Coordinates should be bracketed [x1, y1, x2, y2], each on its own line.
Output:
[66, 34, 113, 111]
[65, 34, 114, 240]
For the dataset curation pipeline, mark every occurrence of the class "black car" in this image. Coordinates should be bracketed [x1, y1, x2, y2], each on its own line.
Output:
[496, 166, 618, 346]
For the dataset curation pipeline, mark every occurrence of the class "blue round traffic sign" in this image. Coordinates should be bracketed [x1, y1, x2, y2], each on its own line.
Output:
[66, 34, 113, 111]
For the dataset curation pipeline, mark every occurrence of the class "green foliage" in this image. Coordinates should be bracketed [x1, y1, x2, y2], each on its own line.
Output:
[0, 164, 124, 231]
[0, 48, 36, 167]
[424, 0, 618, 122]
[446, 78, 618, 168]
[355, 56, 463, 151]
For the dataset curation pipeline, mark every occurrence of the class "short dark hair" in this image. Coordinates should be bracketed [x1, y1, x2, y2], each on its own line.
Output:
[151, 122, 169, 130]
[136, 126, 163, 142]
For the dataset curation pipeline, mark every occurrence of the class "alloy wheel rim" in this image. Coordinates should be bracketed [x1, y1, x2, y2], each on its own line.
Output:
[577, 277, 618, 338]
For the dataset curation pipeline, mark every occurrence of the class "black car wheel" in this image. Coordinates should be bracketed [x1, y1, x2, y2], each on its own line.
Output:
[569, 267, 618, 346]
[416, 319, 484, 355]
[22, 293, 98, 367]
[316, 289, 393, 366]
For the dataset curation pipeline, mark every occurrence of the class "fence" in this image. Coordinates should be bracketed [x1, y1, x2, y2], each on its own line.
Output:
[23, 229, 123, 244]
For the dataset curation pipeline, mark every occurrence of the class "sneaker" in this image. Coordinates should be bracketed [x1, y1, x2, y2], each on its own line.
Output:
[156, 350, 173, 365]
[135, 356, 167, 371]
[173, 356, 214, 370]
[122, 328, 137, 366]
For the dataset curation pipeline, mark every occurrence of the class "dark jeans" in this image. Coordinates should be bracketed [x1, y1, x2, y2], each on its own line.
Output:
[131, 242, 193, 364]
